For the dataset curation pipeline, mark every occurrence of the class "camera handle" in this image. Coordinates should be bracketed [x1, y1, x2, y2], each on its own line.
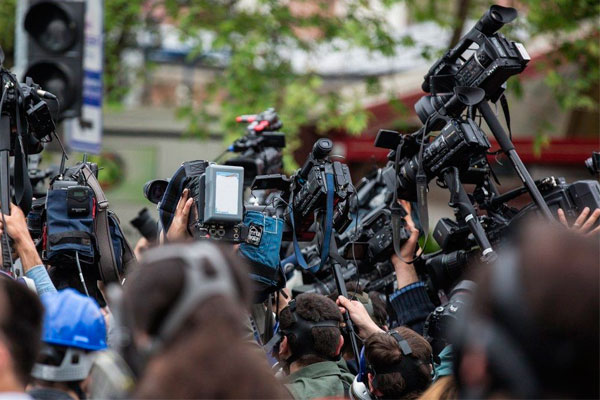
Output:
[477, 101, 553, 220]
[442, 167, 497, 263]
[328, 234, 362, 370]
[0, 115, 13, 273]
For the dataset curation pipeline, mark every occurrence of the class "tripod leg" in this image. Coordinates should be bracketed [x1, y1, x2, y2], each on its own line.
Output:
[0, 116, 12, 273]
[443, 167, 497, 263]
[478, 101, 553, 220]
[328, 235, 361, 369]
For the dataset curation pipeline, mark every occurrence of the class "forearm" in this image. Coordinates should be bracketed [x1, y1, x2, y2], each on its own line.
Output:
[14, 236, 43, 273]
[25, 265, 57, 295]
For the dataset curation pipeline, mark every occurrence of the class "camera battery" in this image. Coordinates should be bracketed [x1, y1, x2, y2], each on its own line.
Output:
[67, 186, 91, 217]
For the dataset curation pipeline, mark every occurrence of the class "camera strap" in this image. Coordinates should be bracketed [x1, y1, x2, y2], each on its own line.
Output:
[12, 94, 33, 216]
[289, 172, 335, 272]
[81, 165, 136, 284]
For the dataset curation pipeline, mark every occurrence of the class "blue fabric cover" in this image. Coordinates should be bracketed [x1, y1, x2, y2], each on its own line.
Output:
[239, 211, 284, 286]
[45, 189, 95, 261]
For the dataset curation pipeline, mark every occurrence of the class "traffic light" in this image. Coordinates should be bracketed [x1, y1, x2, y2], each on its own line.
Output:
[23, 0, 85, 120]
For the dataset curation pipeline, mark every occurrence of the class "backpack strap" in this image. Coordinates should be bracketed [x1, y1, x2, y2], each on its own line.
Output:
[81, 165, 120, 284]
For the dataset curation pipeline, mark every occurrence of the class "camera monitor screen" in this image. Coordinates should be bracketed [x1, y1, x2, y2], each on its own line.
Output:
[204, 165, 244, 223]
[215, 171, 240, 215]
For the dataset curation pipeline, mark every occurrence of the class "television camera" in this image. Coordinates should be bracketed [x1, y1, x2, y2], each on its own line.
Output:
[0, 45, 58, 274]
[223, 108, 286, 188]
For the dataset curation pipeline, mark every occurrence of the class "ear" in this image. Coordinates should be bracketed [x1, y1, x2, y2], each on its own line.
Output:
[335, 334, 344, 357]
[367, 372, 384, 397]
[278, 336, 292, 361]
[0, 341, 11, 372]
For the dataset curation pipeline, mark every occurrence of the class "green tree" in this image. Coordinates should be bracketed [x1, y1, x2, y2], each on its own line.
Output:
[401, 0, 599, 141]
[163, 0, 404, 166]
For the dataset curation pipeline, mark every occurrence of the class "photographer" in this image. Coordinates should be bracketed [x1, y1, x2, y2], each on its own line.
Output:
[122, 242, 289, 399]
[0, 277, 44, 398]
[454, 221, 599, 399]
[388, 201, 435, 335]
[28, 289, 107, 400]
[275, 293, 354, 399]
[363, 327, 433, 399]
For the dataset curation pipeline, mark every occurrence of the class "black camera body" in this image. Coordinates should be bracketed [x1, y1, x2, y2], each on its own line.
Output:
[421, 5, 528, 103]
[515, 177, 600, 225]
[252, 138, 354, 240]
[377, 117, 490, 201]
[182, 160, 246, 242]
[424, 280, 475, 357]
[225, 108, 286, 187]
[342, 204, 411, 273]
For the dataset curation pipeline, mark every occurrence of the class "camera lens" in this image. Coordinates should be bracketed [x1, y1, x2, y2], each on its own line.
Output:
[313, 139, 333, 159]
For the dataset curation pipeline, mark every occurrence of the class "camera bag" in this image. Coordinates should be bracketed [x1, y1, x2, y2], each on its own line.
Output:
[44, 164, 135, 284]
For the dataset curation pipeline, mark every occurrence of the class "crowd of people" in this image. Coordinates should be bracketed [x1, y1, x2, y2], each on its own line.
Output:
[0, 192, 597, 400]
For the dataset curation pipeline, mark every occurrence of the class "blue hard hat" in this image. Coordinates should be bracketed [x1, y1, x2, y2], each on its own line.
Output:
[40, 288, 107, 351]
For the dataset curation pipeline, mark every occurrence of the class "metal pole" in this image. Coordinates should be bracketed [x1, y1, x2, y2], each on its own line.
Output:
[478, 101, 553, 220]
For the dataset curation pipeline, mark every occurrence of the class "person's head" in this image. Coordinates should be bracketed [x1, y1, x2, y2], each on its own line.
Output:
[364, 327, 433, 399]
[277, 293, 344, 369]
[122, 242, 288, 398]
[0, 277, 44, 390]
[30, 289, 107, 399]
[454, 221, 599, 399]
[134, 325, 291, 399]
[122, 242, 252, 374]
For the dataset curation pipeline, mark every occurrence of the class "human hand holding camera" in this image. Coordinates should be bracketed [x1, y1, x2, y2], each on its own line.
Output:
[166, 189, 193, 241]
[336, 295, 383, 339]
[391, 200, 421, 289]
[0, 203, 43, 271]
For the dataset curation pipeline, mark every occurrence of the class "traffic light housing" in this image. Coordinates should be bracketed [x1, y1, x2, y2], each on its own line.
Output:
[23, 0, 85, 120]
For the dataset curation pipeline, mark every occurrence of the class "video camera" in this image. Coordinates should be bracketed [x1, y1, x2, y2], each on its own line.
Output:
[375, 115, 491, 201]
[420, 5, 529, 104]
[224, 108, 286, 187]
[252, 138, 354, 241]
[340, 204, 411, 273]
[182, 161, 245, 241]
[0, 46, 59, 272]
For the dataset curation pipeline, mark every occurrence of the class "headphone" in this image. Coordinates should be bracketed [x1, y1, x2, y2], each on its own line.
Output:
[264, 298, 341, 365]
[353, 330, 429, 400]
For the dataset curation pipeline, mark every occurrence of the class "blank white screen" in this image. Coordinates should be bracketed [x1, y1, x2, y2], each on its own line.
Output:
[215, 172, 239, 215]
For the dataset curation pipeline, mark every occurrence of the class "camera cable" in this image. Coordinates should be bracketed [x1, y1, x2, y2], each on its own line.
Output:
[75, 251, 90, 297]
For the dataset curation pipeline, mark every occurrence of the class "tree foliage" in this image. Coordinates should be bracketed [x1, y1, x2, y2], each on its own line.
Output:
[163, 0, 405, 166]
[402, 0, 599, 117]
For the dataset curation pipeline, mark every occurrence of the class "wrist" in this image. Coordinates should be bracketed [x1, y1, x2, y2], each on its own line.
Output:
[13, 231, 33, 250]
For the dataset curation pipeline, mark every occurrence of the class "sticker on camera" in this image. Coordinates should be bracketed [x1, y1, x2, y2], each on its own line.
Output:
[246, 224, 263, 246]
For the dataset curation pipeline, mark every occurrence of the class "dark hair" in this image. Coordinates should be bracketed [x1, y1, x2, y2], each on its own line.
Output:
[365, 326, 432, 399]
[0, 279, 43, 385]
[134, 318, 290, 399]
[123, 243, 287, 398]
[457, 222, 599, 399]
[121, 243, 254, 377]
[368, 290, 388, 328]
[279, 293, 343, 367]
